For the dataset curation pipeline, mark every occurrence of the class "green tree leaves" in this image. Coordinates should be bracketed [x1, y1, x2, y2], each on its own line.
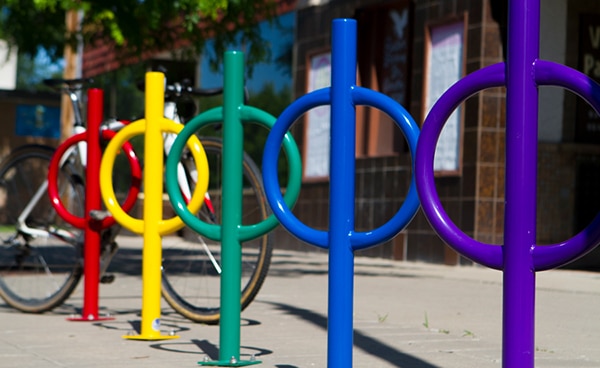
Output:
[0, 0, 277, 72]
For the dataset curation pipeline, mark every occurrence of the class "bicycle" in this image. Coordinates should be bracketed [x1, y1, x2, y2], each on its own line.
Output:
[0, 76, 273, 324]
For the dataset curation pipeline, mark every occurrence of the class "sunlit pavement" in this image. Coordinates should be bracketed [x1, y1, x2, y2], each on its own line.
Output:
[1, 235, 600, 367]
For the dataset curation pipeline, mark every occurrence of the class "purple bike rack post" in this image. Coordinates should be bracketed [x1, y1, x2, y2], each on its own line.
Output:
[263, 19, 420, 367]
[415, 0, 600, 367]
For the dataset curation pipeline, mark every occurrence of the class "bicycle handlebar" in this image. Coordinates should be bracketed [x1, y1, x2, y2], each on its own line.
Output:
[136, 80, 224, 97]
[166, 83, 224, 97]
[43, 78, 94, 90]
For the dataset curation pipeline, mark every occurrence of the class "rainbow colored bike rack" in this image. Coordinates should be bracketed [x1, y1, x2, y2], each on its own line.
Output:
[166, 51, 302, 366]
[47, 0, 600, 364]
[48, 88, 141, 321]
[415, 0, 600, 367]
[100, 72, 210, 340]
[262, 19, 421, 368]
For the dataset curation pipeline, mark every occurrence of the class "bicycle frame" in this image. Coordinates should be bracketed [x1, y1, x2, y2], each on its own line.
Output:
[0, 77, 235, 317]
[16, 141, 82, 242]
[15, 95, 104, 243]
[58, 81, 221, 276]
[17, 82, 213, 247]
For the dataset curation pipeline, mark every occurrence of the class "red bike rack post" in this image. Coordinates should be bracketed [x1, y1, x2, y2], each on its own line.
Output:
[77, 88, 107, 321]
[48, 88, 141, 321]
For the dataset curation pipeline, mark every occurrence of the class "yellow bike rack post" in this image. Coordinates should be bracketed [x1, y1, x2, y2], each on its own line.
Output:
[100, 72, 209, 340]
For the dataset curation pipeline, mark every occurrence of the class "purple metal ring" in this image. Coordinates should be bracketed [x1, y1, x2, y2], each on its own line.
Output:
[415, 62, 505, 269]
[416, 60, 600, 271]
[531, 60, 600, 270]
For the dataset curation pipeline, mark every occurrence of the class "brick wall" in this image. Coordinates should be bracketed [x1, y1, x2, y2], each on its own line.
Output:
[277, 0, 600, 268]
[277, 0, 505, 264]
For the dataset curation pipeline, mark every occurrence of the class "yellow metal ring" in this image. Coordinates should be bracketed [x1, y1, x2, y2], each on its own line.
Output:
[99, 119, 209, 235]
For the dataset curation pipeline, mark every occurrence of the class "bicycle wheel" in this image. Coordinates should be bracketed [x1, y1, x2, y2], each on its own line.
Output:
[161, 136, 273, 324]
[0, 145, 84, 312]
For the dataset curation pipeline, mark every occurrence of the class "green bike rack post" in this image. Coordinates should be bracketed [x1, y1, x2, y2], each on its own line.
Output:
[165, 51, 302, 366]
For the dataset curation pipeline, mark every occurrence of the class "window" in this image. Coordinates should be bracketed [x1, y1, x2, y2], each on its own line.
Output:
[355, 2, 412, 157]
[303, 50, 332, 180]
[423, 19, 466, 175]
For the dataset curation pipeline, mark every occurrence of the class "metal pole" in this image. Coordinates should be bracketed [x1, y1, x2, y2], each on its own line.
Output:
[503, 0, 539, 365]
[219, 51, 246, 363]
[327, 18, 357, 367]
[99, 72, 208, 341]
[75, 88, 106, 321]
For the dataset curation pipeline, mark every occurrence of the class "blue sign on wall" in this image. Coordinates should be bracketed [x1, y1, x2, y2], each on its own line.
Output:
[15, 104, 61, 139]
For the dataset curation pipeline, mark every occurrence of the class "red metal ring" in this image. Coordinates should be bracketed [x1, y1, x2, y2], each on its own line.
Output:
[48, 130, 142, 229]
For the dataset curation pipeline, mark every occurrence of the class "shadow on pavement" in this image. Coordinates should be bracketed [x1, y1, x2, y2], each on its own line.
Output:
[107, 238, 425, 279]
[148, 338, 274, 362]
[265, 301, 442, 368]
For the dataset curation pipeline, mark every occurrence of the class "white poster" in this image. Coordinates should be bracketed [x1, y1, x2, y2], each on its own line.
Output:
[304, 52, 331, 178]
[425, 22, 464, 172]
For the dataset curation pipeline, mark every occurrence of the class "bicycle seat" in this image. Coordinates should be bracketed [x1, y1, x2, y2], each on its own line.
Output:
[43, 78, 94, 90]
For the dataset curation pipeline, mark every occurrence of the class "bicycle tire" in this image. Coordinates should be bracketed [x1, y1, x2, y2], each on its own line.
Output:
[161, 136, 273, 324]
[0, 145, 84, 312]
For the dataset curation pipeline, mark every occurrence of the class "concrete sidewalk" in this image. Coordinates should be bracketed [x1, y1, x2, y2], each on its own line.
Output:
[1, 235, 600, 367]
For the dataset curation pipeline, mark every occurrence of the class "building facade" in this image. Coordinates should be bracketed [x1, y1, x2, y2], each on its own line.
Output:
[272, 0, 600, 268]
[80, 0, 600, 268]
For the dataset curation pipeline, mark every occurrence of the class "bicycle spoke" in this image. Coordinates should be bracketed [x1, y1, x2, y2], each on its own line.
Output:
[199, 236, 222, 275]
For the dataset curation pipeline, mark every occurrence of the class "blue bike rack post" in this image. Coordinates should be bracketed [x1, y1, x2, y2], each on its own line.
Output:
[415, 0, 600, 366]
[262, 18, 420, 367]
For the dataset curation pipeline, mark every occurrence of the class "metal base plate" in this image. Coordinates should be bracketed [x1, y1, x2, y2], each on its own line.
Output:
[67, 315, 115, 322]
[123, 334, 180, 341]
[198, 358, 261, 366]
